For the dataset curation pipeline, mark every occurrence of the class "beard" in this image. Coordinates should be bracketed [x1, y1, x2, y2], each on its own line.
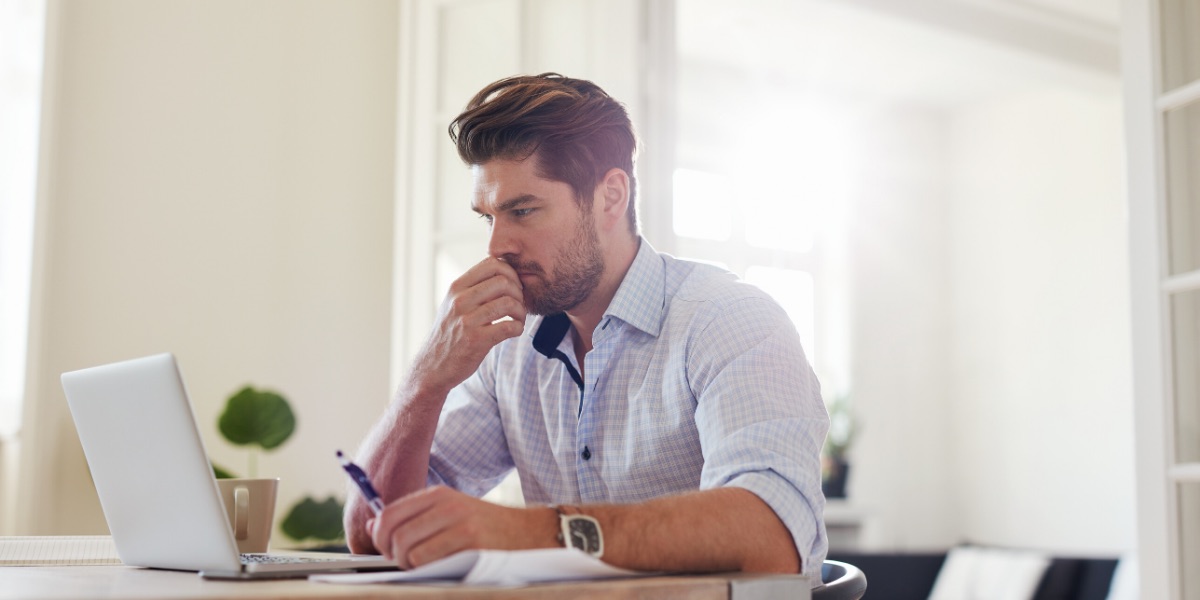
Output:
[509, 210, 605, 316]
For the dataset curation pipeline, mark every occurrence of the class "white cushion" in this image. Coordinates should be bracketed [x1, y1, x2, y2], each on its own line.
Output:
[1105, 553, 1138, 600]
[928, 546, 1051, 600]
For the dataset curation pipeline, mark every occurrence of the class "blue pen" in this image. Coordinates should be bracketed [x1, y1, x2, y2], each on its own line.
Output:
[337, 450, 385, 516]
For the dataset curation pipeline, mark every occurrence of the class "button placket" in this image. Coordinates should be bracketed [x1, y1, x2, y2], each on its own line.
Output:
[575, 321, 617, 501]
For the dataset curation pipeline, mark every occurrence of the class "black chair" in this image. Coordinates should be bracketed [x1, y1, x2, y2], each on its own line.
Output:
[813, 560, 868, 600]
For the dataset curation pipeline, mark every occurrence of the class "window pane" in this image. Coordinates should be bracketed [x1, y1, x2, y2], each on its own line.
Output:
[738, 106, 850, 254]
[672, 168, 732, 241]
[1180, 482, 1200, 600]
[745, 189, 816, 253]
[745, 266, 815, 363]
[680, 256, 729, 271]
[1166, 101, 1200, 275]
[1161, 0, 1200, 92]
[1172, 288, 1200, 463]
[0, 0, 46, 438]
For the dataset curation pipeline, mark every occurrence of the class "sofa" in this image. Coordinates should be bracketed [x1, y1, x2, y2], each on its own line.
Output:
[826, 550, 1119, 600]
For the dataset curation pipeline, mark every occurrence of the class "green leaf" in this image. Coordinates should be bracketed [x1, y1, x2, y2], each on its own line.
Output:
[217, 386, 296, 450]
[212, 463, 238, 479]
[281, 496, 345, 542]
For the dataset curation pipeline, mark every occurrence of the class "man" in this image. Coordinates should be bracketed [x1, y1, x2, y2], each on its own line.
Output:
[345, 73, 829, 577]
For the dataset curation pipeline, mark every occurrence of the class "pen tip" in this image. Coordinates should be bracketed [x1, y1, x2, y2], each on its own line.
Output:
[336, 449, 345, 459]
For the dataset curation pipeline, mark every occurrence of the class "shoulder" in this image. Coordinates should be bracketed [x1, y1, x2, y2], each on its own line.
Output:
[663, 255, 788, 323]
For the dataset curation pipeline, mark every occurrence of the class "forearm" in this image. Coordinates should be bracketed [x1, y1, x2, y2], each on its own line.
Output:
[366, 485, 800, 573]
[580, 487, 800, 574]
[344, 377, 448, 554]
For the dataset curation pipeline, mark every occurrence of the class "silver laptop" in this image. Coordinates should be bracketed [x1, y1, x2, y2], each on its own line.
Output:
[61, 353, 397, 579]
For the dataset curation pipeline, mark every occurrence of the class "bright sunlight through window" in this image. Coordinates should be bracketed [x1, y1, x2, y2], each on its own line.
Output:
[745, 266, 816, 365]
[669, 98, 854, 375]
[672, 168, 732, 241]
[0, 0, 46, 438]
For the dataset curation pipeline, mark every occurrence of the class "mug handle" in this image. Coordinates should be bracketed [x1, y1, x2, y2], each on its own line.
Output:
[234, 486, 249, 540]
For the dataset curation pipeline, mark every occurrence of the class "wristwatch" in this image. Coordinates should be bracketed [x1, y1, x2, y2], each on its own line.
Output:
[554, 505, 604, 558]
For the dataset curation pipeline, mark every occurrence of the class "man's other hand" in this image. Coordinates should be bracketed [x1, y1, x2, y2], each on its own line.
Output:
[369, 486, 555, 569]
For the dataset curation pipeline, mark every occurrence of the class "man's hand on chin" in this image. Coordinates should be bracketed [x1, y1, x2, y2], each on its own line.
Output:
[368, 485, 557, 569]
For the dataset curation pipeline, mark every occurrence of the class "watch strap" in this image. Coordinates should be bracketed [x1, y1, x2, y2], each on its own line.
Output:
[552, 504, 604, 558]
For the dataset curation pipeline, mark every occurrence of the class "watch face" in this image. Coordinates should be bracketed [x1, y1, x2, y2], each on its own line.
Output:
[565, 516, 603, 557]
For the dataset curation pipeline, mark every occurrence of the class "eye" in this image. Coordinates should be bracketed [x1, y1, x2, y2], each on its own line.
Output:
[512, 208, 535, 218]
[479, 213, 494, 226]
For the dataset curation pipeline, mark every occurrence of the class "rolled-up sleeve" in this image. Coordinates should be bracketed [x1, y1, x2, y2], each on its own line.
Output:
[690, 296, 830, 576]
[425, 350, 515, 497]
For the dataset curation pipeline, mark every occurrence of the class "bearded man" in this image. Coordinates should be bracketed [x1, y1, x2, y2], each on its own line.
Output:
[345, 73, 829, 579]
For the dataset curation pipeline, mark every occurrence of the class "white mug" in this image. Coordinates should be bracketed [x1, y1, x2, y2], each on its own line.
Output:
[216, 478, 279, 554]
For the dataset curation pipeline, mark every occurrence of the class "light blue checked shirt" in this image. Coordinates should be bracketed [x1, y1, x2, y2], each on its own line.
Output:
[426, 239, 829, 574]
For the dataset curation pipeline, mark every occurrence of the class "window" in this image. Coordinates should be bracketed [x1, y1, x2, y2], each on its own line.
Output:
[670, 50, 856, 386]
[670, 161, 837, 373]
[0, 0, 47, 438]
[668, 98, 854, 379]
[672, 168, 732, 242]
[745, 266, 815, 360]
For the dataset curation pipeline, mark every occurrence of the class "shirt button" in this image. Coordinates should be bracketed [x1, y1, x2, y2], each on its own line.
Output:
[581, 446, 592, 460]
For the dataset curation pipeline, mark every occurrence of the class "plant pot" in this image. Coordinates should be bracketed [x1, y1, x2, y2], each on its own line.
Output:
[822, 458, 850, 499]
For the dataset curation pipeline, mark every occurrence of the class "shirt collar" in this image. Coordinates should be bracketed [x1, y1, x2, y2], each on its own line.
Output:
[530, 237, 665, 358]
[601, 237, 665, 338]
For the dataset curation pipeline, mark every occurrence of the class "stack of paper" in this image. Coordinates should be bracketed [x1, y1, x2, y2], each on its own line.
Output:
[310, 547, 648, 586]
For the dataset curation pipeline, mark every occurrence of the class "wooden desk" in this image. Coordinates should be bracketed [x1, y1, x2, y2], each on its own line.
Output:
[0, 566, 811, 599]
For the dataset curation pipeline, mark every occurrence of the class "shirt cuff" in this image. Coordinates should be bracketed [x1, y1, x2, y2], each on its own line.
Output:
[725, 470, 828, 578]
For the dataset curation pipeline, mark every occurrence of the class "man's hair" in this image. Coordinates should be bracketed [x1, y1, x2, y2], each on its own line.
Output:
[449, 73, 639, 234]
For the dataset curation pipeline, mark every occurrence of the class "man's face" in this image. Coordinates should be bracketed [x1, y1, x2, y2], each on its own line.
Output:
[472, 157, 604, 316]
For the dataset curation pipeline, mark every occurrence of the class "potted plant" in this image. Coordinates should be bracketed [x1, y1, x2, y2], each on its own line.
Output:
[212, 385, 346, 546]
[822, 393, 857, 499]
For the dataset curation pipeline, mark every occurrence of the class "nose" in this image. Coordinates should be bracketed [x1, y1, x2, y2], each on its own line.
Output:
[487, 219, 519, 260]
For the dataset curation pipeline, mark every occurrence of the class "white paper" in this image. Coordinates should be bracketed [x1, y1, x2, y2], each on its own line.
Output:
[309, 547, 646, 586]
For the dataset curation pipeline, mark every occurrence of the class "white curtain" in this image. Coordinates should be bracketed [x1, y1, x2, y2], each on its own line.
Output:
[0, 0, 47, 535]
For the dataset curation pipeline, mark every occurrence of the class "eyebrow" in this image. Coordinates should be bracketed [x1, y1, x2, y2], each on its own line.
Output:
[472, 194, 538, 215]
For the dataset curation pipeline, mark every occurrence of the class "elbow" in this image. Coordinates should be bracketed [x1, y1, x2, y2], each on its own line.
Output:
[742, 541, 801, 574]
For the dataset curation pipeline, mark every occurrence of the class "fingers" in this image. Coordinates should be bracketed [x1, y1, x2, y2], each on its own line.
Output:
[452, 257, 521, 296]
[445, 258, 526, 344]
[405, 529, 473, 568]
[370, 487, 473, 569]
[388, 507, 469, 569]
[370, 487, 447, 563]
[369, 487, 547, 570]
[455, 274, 526, 326]
[412, 257, 527, 393]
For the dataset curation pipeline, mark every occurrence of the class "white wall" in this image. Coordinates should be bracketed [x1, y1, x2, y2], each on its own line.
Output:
[846, 87, 1135, 553]
[16, 0, 398, 537]
[946, 88, 1135, 554]
[848, 105, 958, 549]
[10, 0, 1137, 557]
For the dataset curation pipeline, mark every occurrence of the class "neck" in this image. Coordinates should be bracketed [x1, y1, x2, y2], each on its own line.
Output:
[565, 236, 640, 354]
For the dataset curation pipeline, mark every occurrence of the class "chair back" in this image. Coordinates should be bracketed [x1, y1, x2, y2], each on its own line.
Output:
[813, 559, 868, 600]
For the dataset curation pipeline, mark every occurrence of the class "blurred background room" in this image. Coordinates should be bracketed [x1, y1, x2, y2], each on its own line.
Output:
[2, 0, 1189, 597]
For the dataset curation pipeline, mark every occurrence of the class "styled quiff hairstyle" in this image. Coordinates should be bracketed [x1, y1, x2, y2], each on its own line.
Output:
[449, 73, 640, 234]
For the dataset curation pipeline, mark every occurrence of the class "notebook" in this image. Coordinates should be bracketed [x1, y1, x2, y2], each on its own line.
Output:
[60, 352, 397, 579]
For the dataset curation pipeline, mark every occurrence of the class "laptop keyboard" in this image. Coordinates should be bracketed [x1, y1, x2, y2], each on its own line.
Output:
[240, 554, 346, 565]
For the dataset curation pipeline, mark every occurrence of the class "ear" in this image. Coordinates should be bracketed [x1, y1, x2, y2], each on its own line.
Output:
[594, 168, 630, 232]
